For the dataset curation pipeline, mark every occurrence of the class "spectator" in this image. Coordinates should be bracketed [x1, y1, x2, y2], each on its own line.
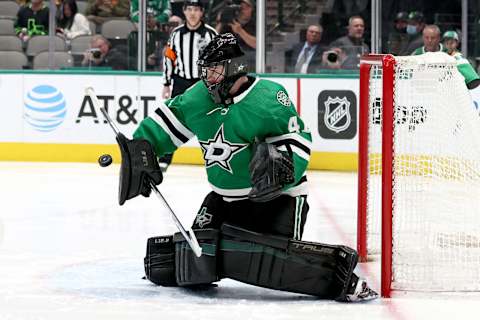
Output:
[57, 0, 91, 40]
[411, 24, 442, 55]
[442, 30, 480, 90]
[131, 0, 171, 30]
[285, 24, 325, 74]
[15, 0, 49, 43]
[386, 11, 409, 55]
[160, 0, 217, 170]
[402, 11, 426, 55]
[443, 30, 460, 55]
[411, 27, 480, 89]
[329, 15, 369, 69]
[216, 0, 256, 66]
[147, 15, 183, 70]
[81, 34, 128, 69]
[85, 0, 130, 26]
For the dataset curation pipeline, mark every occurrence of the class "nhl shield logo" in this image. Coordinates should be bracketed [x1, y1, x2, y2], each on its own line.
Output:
[324, 96, 351, 133]
[318, 90, 356, 139]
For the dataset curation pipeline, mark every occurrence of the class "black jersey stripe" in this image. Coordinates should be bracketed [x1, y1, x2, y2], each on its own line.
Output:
[270, 139, 311, 155]
[154, 108, 189, 144]
[189, 31, 194, 79]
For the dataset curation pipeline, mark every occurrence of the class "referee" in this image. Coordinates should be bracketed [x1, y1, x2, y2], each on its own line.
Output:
[162, 0, 217, 99]
[159, 0, 217, 170]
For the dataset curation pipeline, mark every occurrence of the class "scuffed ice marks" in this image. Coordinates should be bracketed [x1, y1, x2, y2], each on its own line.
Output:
[47, 258, 316, 304]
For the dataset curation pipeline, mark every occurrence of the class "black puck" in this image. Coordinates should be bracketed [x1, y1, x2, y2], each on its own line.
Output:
[98, 154, 113, 167]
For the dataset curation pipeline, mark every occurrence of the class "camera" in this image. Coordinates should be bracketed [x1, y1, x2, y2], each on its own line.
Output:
[220, 4, 241, 24]
[89, 48, 102, 59]
[326, 51, 338, 63]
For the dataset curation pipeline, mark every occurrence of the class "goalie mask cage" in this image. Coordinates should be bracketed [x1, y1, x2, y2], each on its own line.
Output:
[357, 53, 480, 298]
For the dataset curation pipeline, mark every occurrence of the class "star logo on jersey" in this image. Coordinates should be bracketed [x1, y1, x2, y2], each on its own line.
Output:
[199, 124, 248, 174]
[195, 207, 213, 228]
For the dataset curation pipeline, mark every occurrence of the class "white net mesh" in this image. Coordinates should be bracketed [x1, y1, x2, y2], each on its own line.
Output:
[366, 53, 480, 291]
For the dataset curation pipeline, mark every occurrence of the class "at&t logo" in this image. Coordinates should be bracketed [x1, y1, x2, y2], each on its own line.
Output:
[24, 85, 67, 132]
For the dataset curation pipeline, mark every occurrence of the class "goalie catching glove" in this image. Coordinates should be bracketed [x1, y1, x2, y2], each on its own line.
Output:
[248, 142, 295, 202]
[116, 133, 163, 205]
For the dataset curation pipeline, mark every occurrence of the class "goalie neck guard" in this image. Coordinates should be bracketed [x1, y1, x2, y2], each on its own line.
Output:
[197, 33, 248, 105]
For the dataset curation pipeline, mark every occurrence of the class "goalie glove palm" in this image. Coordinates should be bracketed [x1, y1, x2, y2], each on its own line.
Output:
[117, 133, 163, 205]
[248, 142, 295, 202]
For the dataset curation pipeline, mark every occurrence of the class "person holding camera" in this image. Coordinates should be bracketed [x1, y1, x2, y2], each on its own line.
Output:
[160, 0, 217, 170]
[329, 15, 369, 69]
[147, 15, 183, 70]
[285, 24, 325, 74]
[81, 34, 128, 69]
[320, 47, 347, 70]
[216, 0, 256, 66]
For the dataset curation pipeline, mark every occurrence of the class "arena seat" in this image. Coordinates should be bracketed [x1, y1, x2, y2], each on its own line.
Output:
[0, 51, 27, 69]
[33, 51, 74, 69]
[0, 35, 22, 51]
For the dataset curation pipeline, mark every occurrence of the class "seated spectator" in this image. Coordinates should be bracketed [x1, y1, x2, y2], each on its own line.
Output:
[15, 0, 49, 43]
[329, 15, 369, 69]
[131, 0, 171, 30]
[147, 15, 183, 70]
[387, 11, 409, 55]
[57, 0, 91, 40]
[86, 0, 130, 26]
[402, 11, 426, 55]
[442, 30, 480, 90]
[216, 0, 256, 66]
[411, 24, 442, 55]
[443, 30, 460, 55]
[285, 24, 325, 74]
[81, 34, 128, 69]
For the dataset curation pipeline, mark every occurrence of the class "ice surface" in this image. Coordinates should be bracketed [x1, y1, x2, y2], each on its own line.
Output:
[0, 162, 478, 320]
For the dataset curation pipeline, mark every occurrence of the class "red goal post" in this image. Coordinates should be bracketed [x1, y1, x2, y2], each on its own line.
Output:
[357, 53, 480, 298]
[358, 54, 395, 297]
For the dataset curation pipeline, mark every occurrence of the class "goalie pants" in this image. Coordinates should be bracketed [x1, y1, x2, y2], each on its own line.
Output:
[192, 191, 309, 240]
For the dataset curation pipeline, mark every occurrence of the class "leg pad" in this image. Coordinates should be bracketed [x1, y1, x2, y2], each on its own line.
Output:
[174, 229, 220, 286]
[220, 224, 358, 299]
[144, 235, 177, 286]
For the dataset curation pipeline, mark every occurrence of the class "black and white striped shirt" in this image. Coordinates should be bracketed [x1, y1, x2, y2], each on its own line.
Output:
[163, 22, 217, 86]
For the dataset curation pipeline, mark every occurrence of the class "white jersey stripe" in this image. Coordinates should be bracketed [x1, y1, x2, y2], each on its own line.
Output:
[265, 133, 312, 151]
[209, 183, 252, 197]
[276, 145, 310, 162]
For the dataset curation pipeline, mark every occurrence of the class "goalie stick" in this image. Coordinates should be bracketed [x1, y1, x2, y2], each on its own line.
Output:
[85, 87, 202, 258]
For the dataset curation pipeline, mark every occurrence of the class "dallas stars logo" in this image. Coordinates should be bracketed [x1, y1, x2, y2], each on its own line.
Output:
[199, 125, 248, 174]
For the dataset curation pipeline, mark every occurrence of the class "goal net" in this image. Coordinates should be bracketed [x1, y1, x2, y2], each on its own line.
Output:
[357, 53, 480, 297]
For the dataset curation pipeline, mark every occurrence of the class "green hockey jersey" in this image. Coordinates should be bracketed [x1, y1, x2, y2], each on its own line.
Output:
[133, 78, 312, 201]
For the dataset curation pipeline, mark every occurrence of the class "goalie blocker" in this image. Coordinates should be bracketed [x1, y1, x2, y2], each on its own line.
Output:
[144, 224, 378, 301]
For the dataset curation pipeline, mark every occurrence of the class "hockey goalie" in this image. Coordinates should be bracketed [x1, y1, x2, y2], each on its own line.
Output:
[113, 33, 378, 302]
